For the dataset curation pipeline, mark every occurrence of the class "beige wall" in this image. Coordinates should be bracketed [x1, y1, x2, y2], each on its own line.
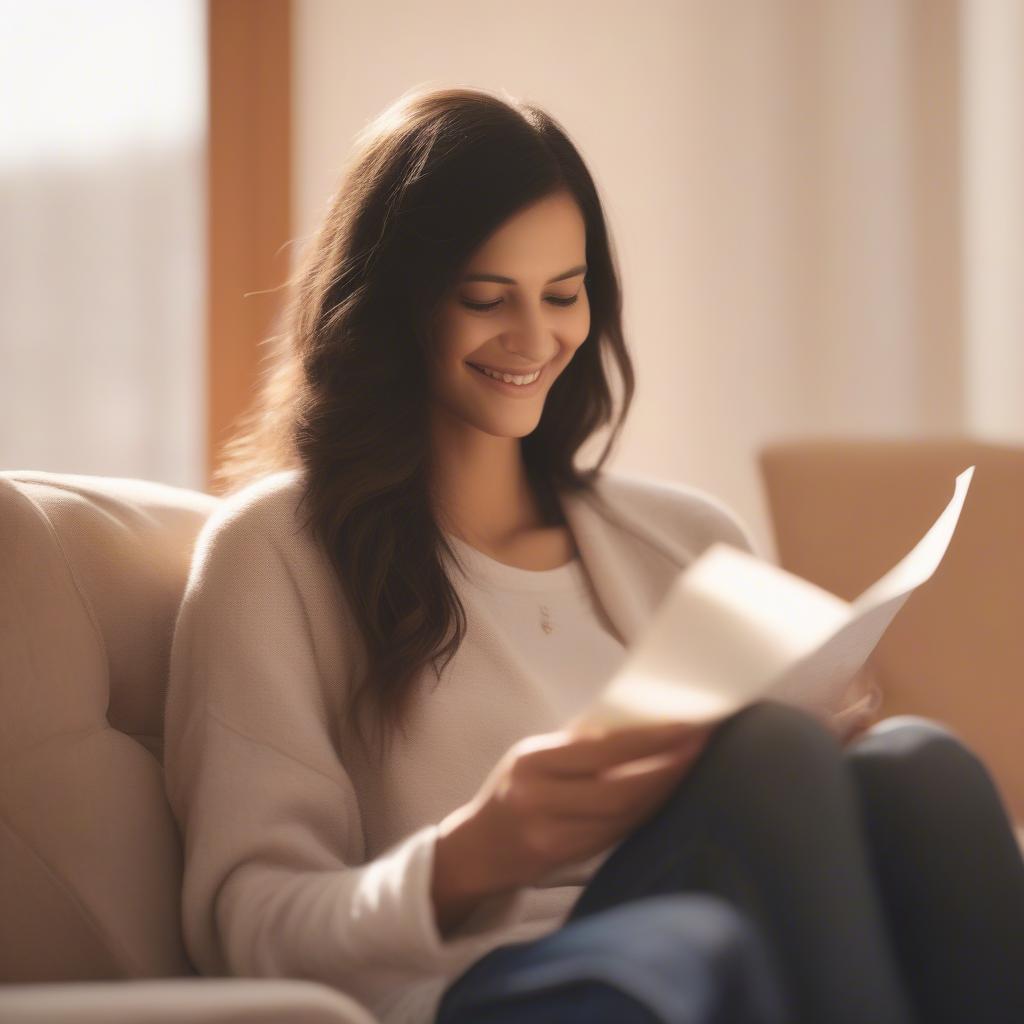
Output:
[291, 0, 1020, 563]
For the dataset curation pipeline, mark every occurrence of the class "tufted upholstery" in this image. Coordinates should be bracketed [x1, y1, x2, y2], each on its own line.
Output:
[0, 471, 376, 1023]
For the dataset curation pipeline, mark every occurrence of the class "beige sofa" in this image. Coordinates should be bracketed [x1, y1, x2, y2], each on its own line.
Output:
[0, 471, 377, 1023]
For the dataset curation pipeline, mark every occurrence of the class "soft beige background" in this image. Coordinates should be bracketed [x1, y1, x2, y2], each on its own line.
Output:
[290, 0, 1023, 562]
[0, 0, 206, 490]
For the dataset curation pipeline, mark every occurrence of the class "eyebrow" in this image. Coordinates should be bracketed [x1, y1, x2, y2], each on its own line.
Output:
[461, 263, 587, 285]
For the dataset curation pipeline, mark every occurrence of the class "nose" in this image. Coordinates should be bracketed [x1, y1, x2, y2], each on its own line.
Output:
[498, 304, 559, 365]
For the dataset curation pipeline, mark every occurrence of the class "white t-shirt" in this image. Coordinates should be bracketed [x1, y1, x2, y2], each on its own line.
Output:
[442, 531, 628, 724]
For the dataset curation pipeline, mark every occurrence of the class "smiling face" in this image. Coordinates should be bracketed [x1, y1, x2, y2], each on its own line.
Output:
[426, 189, 591, 440]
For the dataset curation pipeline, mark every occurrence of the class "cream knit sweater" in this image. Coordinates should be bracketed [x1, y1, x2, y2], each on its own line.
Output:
[163, 466, 758, 1024]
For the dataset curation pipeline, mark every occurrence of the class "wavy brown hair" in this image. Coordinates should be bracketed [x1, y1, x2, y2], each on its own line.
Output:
[213, 85, 636, 765]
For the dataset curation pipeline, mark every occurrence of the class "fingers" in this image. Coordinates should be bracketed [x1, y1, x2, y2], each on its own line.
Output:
[831, 685, 884, 743]
[842, 682, 883, 719]
[530, 743, 703, 820]
[843, 660, 883, 706]
[533, 717, 712, 777]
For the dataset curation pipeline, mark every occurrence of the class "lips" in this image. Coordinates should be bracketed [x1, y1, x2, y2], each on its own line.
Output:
[466, 361, 544, 376]
[466, 360, 546, 391]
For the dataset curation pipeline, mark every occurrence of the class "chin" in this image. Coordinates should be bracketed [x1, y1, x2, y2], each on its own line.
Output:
[474, 414, 543, 439]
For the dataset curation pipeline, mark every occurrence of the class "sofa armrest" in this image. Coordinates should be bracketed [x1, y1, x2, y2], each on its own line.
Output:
[0, 978, 379, 1024]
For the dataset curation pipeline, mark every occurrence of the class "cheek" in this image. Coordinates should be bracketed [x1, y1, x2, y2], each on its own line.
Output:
[571, 295, 591, 337]
[566, 307, 591, 351]
[429, 311, 473, 366]
[435, 308, 486, 356]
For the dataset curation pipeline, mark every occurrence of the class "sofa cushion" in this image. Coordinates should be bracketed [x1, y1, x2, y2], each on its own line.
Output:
[0, 471, 217, 982]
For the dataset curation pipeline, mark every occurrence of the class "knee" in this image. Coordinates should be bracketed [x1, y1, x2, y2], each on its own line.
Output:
[850, 714, 981, 773]
[705, 699, 843, 775]
[670, 700, 852, 817]
[847, 714, 996, 811]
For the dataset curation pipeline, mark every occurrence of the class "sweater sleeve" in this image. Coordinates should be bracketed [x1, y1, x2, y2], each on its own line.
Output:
[162, 499, 532, 1006]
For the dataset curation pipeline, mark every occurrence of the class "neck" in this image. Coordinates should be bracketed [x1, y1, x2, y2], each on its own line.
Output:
[430, 411, 550, 548]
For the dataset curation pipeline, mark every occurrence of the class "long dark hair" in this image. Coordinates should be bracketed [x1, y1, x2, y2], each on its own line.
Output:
[214, 85, 636, 765]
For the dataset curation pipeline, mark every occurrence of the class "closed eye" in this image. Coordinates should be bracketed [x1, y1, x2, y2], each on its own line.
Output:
[461, 294, 580, 312]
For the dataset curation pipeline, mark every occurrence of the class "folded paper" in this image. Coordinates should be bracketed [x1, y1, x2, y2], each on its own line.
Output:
[569, 466, 975, 731]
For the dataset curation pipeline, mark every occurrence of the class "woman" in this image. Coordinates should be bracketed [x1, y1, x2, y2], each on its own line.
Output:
[162, 84, 1024, 1024]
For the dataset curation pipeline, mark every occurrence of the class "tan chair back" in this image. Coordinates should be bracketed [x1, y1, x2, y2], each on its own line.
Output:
[758, 439, 1024, 826]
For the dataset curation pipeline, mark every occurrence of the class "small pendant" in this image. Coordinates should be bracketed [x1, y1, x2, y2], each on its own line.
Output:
[540, 604, 553, 634]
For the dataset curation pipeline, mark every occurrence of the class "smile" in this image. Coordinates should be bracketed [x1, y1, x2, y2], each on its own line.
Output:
[467, 362, 544, 387]
[468, 366, 540, 385]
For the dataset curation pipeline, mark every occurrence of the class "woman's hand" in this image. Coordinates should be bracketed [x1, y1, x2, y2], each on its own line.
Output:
[439, 716, 714, 896]
[823, 660, 885, 747]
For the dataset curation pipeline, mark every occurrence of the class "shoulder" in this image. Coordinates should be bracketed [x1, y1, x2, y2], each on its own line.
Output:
[191, 467, 313, 572]
[586, 468, 760, 559]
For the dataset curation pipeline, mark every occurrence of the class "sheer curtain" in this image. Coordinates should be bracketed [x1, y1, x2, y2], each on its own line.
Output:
[961, 0, 1024, 442]
[0, 0, 206, 490]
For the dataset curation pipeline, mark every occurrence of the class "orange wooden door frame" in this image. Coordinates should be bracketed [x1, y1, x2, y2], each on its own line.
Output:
[205, 0, 292, 494]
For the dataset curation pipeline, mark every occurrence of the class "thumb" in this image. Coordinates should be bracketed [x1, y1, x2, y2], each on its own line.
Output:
[831, 688, 883, 743]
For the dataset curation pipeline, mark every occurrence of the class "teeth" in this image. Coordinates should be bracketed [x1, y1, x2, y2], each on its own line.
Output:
[474, 364, 540, 385]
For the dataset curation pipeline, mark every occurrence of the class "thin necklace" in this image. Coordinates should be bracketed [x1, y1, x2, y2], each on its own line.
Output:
[445, 523, 568, 635]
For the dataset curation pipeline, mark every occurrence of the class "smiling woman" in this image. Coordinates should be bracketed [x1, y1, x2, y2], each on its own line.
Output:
[165, 83, 1024, 1024]
[211, 84, 637, 746]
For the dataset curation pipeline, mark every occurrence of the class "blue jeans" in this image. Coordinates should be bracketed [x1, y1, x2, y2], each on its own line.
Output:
[434, 701, 1024, 1023]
